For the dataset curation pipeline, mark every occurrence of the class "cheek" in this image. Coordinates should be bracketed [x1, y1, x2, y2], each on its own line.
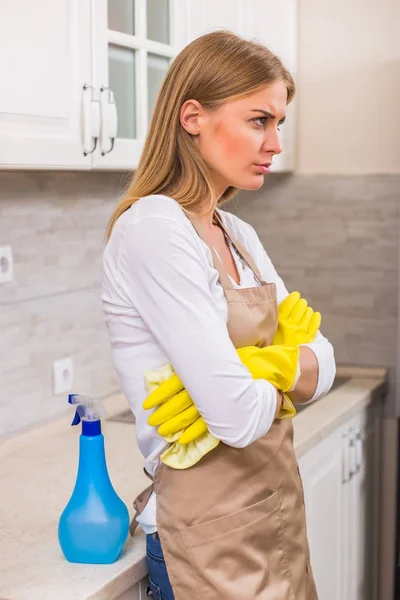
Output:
[212, 122, 255, 161]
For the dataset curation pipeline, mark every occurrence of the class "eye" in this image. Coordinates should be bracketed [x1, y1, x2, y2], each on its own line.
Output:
[252, 116, 267, 128]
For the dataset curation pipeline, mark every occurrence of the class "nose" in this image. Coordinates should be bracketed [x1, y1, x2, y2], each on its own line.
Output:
[262, 127, 283, 156]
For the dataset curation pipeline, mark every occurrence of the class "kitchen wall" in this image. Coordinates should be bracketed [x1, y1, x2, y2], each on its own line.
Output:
[0, 172, 126, 438]
[297, 0, 400, 174]
[229, 174, 399, 413]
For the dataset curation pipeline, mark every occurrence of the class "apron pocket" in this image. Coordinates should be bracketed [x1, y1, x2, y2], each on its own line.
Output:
[180, 490, 295, 600]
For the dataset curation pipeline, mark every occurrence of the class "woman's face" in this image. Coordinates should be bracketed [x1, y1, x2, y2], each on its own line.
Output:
[181, 81, 287, 196]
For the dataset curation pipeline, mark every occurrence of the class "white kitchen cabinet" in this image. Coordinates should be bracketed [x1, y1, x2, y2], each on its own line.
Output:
[0, 0, 93, 169]
[341, 402, 381, 600]
[183, 0, 244, 42]
[298, 402, 381, 600]
[0, 0, 184, 170]
[297, 426, 344, 600]
[1, 0, 296, 170]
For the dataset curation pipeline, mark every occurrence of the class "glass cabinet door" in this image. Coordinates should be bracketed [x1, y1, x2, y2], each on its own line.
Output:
[107, 0, 174, 141]
[93, 0, 182, 169]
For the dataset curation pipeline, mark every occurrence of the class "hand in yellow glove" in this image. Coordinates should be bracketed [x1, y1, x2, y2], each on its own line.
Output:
[143, 292, 322, 469]
[273, 291, 321, 346]
[144, 344, 299, 445]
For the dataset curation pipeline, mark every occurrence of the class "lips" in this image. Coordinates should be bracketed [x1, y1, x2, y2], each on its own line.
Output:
[254, 162, 272, 174]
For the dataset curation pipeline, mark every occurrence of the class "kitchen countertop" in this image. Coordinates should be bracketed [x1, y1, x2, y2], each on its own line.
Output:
[0, 367, 387, 600]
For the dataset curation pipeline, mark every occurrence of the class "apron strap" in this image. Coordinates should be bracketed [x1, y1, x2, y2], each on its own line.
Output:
[209, 246, 237, 290]
[185, 208, 266, 290]
[129, 469, 154, 536]
[213, 210, 265, 284]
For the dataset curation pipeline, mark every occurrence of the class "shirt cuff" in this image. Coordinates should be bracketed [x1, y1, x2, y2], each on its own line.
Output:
[299, 340, 336, 404]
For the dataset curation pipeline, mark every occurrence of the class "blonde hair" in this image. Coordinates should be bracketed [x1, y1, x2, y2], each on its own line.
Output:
[106, 30, 295, 240]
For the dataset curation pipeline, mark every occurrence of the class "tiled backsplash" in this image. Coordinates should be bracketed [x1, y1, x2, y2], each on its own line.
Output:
[1, 172, 399, 436]
[0, 172, 127, 437]
[228, 174, 399, 415]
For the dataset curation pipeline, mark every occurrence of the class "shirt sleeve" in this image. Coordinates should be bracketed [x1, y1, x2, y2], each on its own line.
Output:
[242, 221, 336, 402]
[116, 214, 279, 448]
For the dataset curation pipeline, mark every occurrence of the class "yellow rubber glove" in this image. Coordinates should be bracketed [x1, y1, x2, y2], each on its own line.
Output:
[143, 344, 299, 471]
[273, 291, 321, 346]
[143, 364, 220, 470]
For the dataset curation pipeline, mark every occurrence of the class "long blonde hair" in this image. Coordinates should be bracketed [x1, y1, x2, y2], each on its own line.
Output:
[106, 30, 295, 240]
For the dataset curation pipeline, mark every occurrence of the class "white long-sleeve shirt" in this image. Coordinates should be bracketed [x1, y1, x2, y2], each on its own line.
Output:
[101, 194, 336, 533]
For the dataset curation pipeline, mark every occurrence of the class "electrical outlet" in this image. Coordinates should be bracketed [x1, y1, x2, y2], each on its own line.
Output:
[0, 245, 13, 284]
[52, 357, 74, 395]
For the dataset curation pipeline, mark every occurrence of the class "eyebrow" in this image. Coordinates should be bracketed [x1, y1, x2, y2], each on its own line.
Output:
[250, 109, 286, 124]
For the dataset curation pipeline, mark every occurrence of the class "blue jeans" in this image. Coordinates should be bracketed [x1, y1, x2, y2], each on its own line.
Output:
[146, 532, 175, 600]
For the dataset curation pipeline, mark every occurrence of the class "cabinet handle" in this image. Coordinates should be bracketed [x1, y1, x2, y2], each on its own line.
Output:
[145, 586, 153, 596]
[342, 431, 350, 483]
[348, 428, 357, 478]
[100, 85, 118, 155]
[355, 428, 363, 473]
[82, 83, 100, 156]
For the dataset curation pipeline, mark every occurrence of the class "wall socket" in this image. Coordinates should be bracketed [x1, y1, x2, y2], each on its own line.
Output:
[52, 357, 74, 395]
[0, 245, 13, 284]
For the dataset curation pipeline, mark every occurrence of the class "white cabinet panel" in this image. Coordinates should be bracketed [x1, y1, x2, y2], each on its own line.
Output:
[242, 0, 297, 71]
[185, 0, 244, 41]
[299, 427, 343, 600]
[0, 0, 92, 168]
[299, 403, 381, 600]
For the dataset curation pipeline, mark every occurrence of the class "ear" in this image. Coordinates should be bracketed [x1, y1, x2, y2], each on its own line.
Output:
[180, 99, 204, 135]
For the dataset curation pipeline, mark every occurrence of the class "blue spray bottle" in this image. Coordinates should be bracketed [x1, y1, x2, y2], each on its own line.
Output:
[58, 394, 129, 564]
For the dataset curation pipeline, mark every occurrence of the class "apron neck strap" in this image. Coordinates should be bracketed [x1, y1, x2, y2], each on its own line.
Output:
[213, 210, 265, 285]
[185, 209, 265, 291]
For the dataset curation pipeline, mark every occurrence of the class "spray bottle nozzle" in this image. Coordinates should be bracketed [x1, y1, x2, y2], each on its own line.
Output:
[68, 394, 108, 428]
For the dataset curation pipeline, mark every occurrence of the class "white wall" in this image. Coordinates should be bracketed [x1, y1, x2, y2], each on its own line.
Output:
[297, 0, 400, 174]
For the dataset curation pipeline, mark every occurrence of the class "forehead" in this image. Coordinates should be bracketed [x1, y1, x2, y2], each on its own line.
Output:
[223, 81, 287, 118]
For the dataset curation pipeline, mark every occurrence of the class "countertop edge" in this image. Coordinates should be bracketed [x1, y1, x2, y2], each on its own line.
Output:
[293, 376, 386, 459]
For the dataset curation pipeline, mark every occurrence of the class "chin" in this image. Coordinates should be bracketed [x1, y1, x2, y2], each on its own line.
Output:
[234, 176, 265, 191]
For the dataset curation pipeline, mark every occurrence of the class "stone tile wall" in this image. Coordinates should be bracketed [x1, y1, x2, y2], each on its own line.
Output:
[0, 172, 398, 436]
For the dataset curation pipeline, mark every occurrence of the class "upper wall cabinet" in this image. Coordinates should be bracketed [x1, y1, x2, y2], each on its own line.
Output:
[0, 0, 296, 171]
[0, 0, 92, 169]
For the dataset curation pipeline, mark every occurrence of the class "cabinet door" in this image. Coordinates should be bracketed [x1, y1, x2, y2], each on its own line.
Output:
[340, 417, 363, 600]
[298, 426, 344, 600]
[92, 0, 186, 170]
[184, 0, 244, 42]
[0, 0, 92, 168]
[347, 405, 381, 600]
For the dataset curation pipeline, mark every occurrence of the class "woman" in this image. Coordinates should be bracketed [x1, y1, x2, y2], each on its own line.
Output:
[102, 31, 335, 600]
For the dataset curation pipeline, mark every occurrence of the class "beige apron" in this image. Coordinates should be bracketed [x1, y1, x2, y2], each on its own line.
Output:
[132, 213, 318, 600]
